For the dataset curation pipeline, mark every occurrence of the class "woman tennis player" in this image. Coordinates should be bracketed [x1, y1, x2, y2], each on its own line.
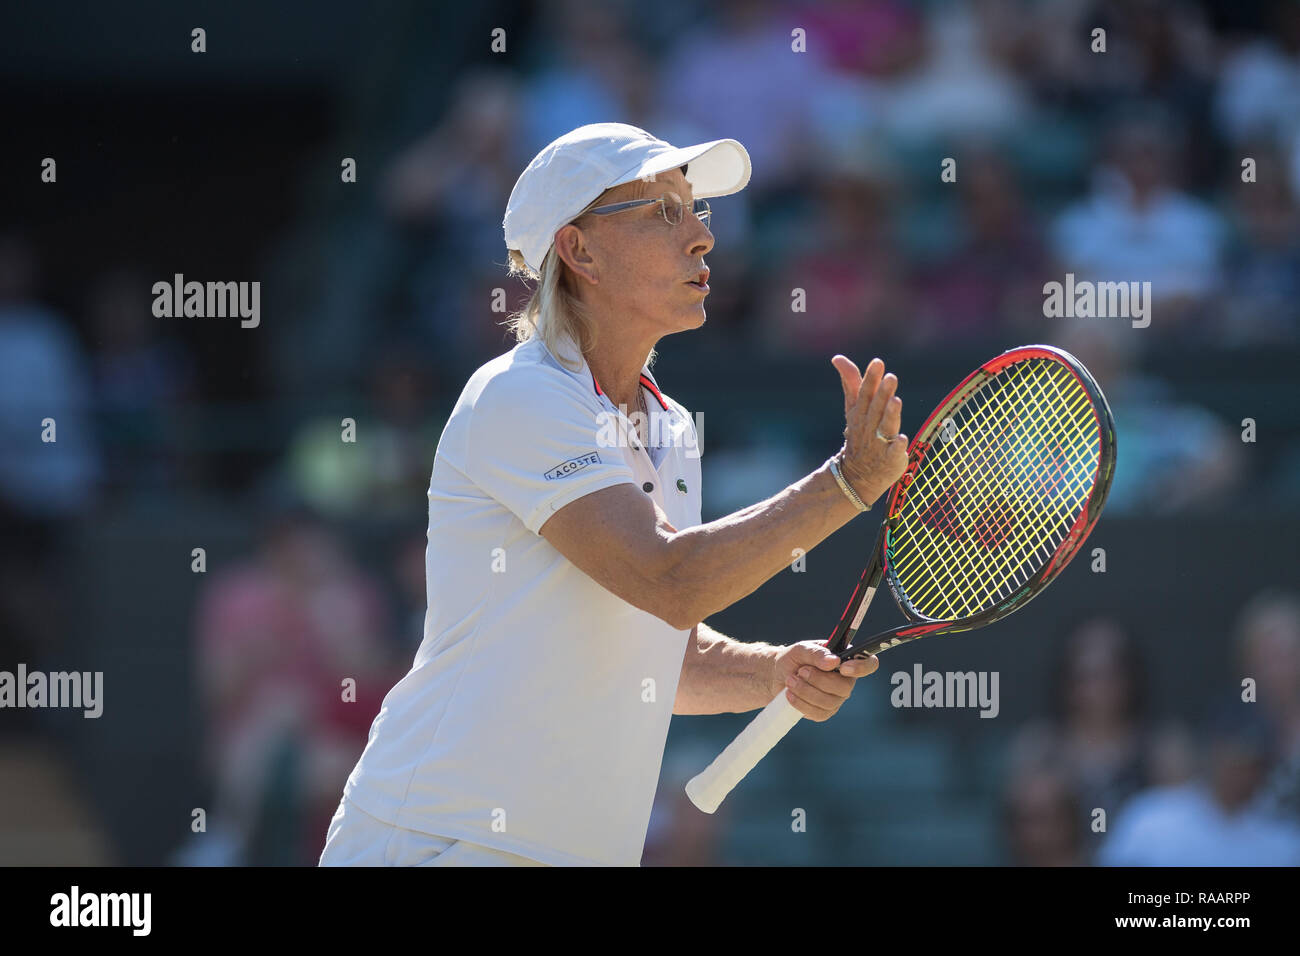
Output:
[319, 123, 908, 866]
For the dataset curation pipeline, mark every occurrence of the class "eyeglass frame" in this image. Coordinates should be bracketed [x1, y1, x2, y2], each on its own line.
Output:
[577, 194, 712, 229]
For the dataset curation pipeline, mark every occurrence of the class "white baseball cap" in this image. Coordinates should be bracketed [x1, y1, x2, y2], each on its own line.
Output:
[503, 122, 752, 274]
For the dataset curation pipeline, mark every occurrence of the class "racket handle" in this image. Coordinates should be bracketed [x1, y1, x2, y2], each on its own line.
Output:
[685, 692, 804, 813]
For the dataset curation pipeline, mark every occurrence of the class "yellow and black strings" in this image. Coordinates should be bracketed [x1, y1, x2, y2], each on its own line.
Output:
[890, 360, 1100, 620]
[892, 360, 1097, 618]
[896, 361, 1095, 617]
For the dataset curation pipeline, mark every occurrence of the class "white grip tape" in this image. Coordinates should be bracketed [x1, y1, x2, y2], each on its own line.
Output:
[684, 692, 804, 813]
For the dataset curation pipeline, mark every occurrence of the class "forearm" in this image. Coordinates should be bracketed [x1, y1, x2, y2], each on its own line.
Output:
[661, 460, 870, 627]
[673, 622, 783, 715]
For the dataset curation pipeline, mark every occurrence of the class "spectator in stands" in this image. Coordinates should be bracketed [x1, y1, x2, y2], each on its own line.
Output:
[284, 346, 442, 520]
[1050, 324, 1243, 513]
[1000, 760, 1087, 866]
[1235, 591, 1300, 819]
[190, 508, 401, 865]
[87, 267, 195, 498]
[0, 234, 100, 521]
[0, 233, 99, 671]
[914, 147, 1047, 340]
[516, 0, 644, 157]
[1098, 702, 1300, 865]
[799, 0, 924, 79]
[659, 0, 831, 191]
[379, 68, 529, 362]
[754, 148, 910, 355]
[1218, 142, 1300, 343]
[1051, 109, 1226, 332]
[1213, 0, 1300, 156]
[877, 2, 1033, 144]
[1010, 618, 1191, 830]
[1025, 0, 1214, 123]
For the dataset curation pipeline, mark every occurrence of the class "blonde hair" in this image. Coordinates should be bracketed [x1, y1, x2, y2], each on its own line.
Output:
[505, 244, 656, 373]
[505, 247, 595, 372]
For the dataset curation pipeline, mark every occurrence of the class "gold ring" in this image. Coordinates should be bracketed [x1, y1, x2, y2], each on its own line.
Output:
[875, 428, 894, 443]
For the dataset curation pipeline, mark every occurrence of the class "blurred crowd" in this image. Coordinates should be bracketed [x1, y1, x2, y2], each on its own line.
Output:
[2, 0, 1299, 865]
[5, 1, 1296, 514]
[365, 0, 1300, 353]
[1002, 591, 1300, 866]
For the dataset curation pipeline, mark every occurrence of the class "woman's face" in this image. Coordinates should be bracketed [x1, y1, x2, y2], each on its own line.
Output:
[557, 167, 716, 338]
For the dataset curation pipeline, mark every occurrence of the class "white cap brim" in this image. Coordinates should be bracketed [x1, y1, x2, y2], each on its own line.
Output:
[610, 138, 751, 199]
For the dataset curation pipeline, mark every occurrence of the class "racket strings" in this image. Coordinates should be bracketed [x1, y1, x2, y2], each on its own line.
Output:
[898, 365, 1097, 614]
[897, 394, 1090, 615]
[889, 360, 1100, 619]
[899, 373, 1095, 613]
[922, 383, 1096, 595]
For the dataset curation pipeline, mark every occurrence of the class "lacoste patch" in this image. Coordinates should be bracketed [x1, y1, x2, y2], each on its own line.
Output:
[544, 452, 602, 481]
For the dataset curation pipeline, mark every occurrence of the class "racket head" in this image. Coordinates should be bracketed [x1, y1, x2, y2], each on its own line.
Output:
[869, 345, 1116, 647]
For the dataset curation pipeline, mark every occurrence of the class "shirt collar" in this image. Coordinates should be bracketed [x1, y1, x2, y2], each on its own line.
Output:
[544, 334, 670, 411]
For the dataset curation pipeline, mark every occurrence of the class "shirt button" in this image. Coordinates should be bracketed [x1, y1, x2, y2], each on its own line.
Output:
[642, 482, 654, 493]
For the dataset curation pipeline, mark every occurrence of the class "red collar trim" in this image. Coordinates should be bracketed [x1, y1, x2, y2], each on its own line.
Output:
[638, 374, 670, 411]
[589, 372, 670, 411]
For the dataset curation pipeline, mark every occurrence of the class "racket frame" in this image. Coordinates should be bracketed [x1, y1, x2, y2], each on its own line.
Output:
[684, 345, 1117, 814]
[833, 344, 1117, 661]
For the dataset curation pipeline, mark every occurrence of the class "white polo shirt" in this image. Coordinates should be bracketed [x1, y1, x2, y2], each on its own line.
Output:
[343, 334, 703, 866]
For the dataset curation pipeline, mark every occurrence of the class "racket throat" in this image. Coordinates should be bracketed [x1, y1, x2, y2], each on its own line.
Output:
[828, 581, 878, 654]
[848, 586, 876, 633]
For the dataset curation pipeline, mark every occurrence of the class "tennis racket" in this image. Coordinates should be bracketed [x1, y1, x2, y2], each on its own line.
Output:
[685, 344, 1117, 813]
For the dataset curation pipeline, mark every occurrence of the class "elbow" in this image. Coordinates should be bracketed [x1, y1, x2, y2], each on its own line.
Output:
[662, 605, 702, 632]
[652, 551, 709, 631]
